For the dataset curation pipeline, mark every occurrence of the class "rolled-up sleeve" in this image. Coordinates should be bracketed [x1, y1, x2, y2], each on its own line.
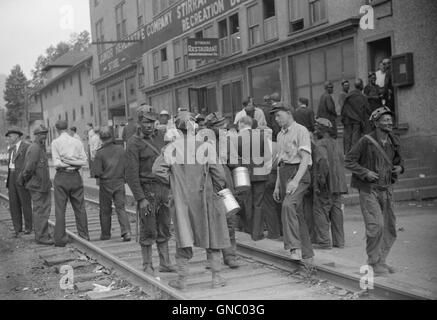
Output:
[297, 126, 312, 156]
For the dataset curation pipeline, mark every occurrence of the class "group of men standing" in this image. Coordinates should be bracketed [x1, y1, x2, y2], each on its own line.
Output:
[3, 66, 402, 291]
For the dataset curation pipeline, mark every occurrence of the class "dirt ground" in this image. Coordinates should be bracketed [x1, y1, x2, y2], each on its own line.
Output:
[0, 201, 150, 300]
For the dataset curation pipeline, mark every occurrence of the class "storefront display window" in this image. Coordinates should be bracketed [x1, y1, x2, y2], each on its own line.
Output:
[249, 60, 281, 105]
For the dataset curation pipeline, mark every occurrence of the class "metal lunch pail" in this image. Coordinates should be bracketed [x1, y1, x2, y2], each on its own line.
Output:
[232, 167, 251, 191]
[218, 188, 241, 215]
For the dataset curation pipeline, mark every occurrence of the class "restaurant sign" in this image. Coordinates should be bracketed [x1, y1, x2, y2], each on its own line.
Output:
[187, 38, 219, 59]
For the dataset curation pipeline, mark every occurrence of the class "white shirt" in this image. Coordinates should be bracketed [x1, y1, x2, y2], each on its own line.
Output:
[376, 70, 386, 88]
[8, 140, 22, 169]
[89, 134, 102, 161]
[277, 121, 312, 166]
[51, 132, 88, 169]
[234, 108, 267, 128]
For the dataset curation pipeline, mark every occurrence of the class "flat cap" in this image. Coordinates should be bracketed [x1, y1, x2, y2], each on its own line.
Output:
[5, 127, 23, 137]
[137, 105, 156, 122]
[270, 102, 292, 114]
[33, 125, 49, 135]
[55, 120, 68, 131]
[160, 110, 170, 116]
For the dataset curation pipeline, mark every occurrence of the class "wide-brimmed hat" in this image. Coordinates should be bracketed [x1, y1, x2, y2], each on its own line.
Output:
[5, 127, 24, 137]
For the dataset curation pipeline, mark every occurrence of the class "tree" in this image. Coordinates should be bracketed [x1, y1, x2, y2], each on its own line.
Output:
[70, 30, 91, 52]
[3, 65, 28, 126]
[29, 30, 91, 88]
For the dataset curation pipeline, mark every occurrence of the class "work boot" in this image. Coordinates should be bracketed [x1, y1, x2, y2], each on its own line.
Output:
[224, 258, 240, 269]
[157, 242, 177, 273]
[290, 249, 302, 261]
[209, 250, 226, 289]
[381, 263, 396, 274]
[370, 263, 388, 277]
[141, 245, 155, 277]
[122, 232, 131, 242]
[168, 257, 188, 290]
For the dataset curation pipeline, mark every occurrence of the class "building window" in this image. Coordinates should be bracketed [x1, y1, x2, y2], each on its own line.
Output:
[58, 114, 61, 120]
[65, 112, 68, 122]
[81, 106, 85, 119]
[229, 14, 241, 54]
[291, 40, 355, 114]
[116, 2, 127, 40]
[249, 60, 281, 105]
[288, 0, 306, 32]
[152, 0, 176, 16]
[73, 109, 76, 121]
[153, 47, 168, 81]
[174, 40, 182, 74]
[310, 0, 327, 25]
[78, 72, 83, 96]
[90, 103, 94, 117]
[62, 80, 65, 89]
[138, 66, 145, 87]
[222, 80, 242, 121]
[70, 75, 73, 86]
[161, 47, 168, 78]
[248, 4, 261, 47]
[263, 0, 277, 41]
[219, 13, 241, 57]
[56, 84, 59, 93]
[136, 0, 144, 27]
[96, 19, 105, 54]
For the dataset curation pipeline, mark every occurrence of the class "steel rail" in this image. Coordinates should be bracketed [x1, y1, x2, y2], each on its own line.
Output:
[0, 185, 432, 300]
[0, 192, 185, 300]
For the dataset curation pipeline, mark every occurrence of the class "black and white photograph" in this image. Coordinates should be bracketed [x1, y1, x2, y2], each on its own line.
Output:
[0, 0, 436, 305]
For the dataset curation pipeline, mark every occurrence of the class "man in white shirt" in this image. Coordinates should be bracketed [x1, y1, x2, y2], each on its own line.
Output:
[69, 127, 81, 141]
[375, 61, 386, 88]
[51, 120, 90, 247]
[234, 99, 267, 128]
[88, 126, 102, 177]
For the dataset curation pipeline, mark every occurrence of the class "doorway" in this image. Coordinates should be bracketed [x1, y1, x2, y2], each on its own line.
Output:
[189, 86, 217, 115]
[367, 37, 392, 73]
[367, 36, 396, 120]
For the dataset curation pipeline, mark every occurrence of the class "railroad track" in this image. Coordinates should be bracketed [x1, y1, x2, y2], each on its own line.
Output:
[0, 181, 431, 300]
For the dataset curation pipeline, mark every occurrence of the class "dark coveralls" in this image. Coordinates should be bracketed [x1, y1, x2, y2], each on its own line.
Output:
[313, 136, 348, 248]
[6, 142, 33, 234]
[235, 129, 268, 241]
[345, 132, 403, 266]
[94, 141, 131, 239]
[317, 93, 338, 139]
[20, 142, 52, 243]
[341, 89, 370, 154]
[125, 132, 173, 272]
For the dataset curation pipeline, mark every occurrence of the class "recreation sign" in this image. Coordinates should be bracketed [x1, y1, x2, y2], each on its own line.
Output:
[98, 0, 249, 77]
[144, 0, 249, 52]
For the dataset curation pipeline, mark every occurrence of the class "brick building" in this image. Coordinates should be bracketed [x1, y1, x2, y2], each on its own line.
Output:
[89, 0, 437, 169]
